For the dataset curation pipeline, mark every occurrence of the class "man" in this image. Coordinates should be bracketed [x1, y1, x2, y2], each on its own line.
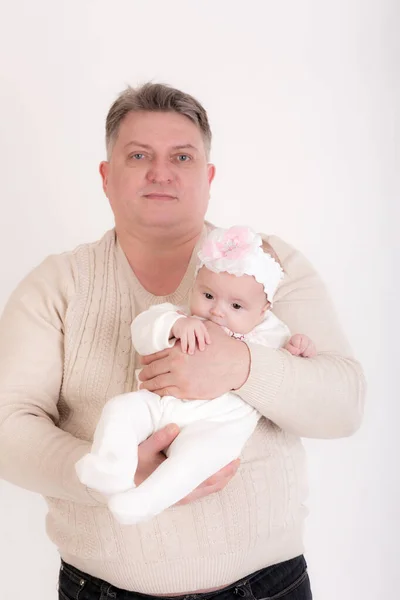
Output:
[0, 83, 365, 599]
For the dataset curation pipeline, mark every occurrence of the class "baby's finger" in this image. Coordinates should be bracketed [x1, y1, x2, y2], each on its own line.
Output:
[201, 322, 212, 347]
[299, 339, 309, 354]
[285, 343, 301, 356]
[195, 326, 206, 351]
[181, 332, 188, 354]
[303, 343, 316, 358]
[188, 331, 196, 355]
[289, 334, 302, 348]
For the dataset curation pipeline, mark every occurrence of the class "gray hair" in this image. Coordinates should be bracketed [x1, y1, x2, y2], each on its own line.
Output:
[105, 82, 212, 159]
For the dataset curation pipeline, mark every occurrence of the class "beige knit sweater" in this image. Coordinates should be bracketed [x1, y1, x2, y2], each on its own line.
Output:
[0, 228, 365, 594]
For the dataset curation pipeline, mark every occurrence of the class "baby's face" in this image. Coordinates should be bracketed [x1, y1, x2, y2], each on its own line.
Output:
[190, 267, 269, 334]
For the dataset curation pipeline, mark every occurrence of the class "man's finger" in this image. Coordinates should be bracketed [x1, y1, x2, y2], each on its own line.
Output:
[140, 349, 171, 366]
[177, 481, 224, 505]
[139, 423, 180, 454]
[201, 459, 240, 486]
[156, 386, 181, 398]
[178, 477, 229, 505]
[140, 373, 176, 392]
[176, 459, 240, 505]
[139, 356, 171, 381]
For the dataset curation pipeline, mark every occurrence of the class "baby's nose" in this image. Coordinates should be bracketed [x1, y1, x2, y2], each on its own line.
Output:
[211, 305, 224, 317]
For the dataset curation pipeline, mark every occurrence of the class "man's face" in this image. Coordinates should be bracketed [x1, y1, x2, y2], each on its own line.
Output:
[100, 111, 215, 234]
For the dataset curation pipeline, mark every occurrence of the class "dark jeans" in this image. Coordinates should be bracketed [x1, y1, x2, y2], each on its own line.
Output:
[58, 555, 312, 600]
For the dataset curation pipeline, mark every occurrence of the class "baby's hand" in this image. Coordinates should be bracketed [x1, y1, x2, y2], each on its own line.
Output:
[284, 334, 317, 358]
[172, 317, 212, 354]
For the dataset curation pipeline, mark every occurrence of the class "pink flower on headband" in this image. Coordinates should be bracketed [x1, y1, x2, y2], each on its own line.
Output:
[200, 226, 261, 262]
[197, 225, 284, 304]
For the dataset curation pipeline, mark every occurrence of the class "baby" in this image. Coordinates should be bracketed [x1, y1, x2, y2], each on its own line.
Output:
[76, 226, 316, 524]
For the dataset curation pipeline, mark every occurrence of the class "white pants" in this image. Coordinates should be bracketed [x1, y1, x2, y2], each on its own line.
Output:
[76, 390, 259, 524]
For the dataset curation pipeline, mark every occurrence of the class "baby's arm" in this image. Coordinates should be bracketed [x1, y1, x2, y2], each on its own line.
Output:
[131, 303, 211, 356]
[284, 333, 316, 358]
[171, 317, 211, 355]
[131, 303, 187, 355]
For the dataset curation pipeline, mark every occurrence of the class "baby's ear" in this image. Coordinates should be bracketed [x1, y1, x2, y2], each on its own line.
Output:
[262, 299, 271, 313]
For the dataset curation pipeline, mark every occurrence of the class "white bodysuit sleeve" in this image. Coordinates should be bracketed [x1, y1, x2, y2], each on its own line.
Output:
[131, 303, 187, 356]
[244, 312, 291, 349]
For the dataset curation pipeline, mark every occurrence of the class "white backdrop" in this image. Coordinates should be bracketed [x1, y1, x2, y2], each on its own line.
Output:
[0, 1, 397, 598]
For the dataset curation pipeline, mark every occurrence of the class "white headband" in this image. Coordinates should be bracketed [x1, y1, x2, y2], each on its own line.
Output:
[197, 226, 284, 304]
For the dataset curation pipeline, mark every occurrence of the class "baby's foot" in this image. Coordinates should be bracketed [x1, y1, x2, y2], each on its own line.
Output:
[108, 489, 162, 525]
[75, 453, 136, 495]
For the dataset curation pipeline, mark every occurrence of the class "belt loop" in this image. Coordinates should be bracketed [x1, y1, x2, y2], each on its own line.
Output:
[100, 581, 116, 599]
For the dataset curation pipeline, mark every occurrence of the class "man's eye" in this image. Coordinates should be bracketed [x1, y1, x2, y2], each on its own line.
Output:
[232, 303, 242, 310]
[176, 154, 191, 162]
[204, 293, 213, 300]
[129, 153, 146, 160]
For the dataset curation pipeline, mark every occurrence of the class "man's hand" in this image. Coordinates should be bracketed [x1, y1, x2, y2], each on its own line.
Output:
[138, 321, 251, 399]
[135, 423, 240, 504]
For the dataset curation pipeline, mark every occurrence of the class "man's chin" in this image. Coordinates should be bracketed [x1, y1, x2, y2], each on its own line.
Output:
[137, 213, 203, 232]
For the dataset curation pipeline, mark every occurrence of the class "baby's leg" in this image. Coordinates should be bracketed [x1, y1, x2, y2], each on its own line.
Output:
[109, 414, 258, 524]
[75, 390, 158, 495]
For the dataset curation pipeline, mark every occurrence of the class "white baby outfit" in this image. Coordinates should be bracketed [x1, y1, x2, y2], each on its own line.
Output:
[76, 302, 290, 524]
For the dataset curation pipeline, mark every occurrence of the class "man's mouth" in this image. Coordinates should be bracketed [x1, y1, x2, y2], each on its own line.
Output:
[143, 193, 176, 200]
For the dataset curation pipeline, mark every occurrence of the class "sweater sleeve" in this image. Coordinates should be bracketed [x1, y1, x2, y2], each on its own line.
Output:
[236, 235, 366, 439]
[0, 255, 105, 506]
[131, 303, 186, 355]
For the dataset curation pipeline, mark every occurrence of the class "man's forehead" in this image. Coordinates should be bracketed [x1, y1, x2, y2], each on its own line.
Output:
[118, 111, 202, 143]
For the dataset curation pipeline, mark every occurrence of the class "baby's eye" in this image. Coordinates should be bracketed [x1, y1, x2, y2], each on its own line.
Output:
[204, 293, 214, 300]
[232, 303, 242, 310]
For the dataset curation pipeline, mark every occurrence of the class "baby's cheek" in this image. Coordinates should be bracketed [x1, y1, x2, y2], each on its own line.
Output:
[191, 299, 207, 319]
[230, 313, 245, 333]
[189, 296, 199, 314]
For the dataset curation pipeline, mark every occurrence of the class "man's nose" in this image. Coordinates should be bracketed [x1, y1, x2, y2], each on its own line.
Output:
[146, 159, 174, 184]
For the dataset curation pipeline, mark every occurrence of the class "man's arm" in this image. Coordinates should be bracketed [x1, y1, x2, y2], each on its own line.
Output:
[139, 236, 366, 439]
[0, 255, 107, 505]
[236, 235, 366, 438]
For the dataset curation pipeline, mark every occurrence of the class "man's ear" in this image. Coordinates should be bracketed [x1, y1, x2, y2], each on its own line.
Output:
[207, 163, 216, 185]
[99, 161, 109, 195]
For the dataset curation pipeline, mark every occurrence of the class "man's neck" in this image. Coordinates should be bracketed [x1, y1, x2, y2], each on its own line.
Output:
[116, 223, 203, 296]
